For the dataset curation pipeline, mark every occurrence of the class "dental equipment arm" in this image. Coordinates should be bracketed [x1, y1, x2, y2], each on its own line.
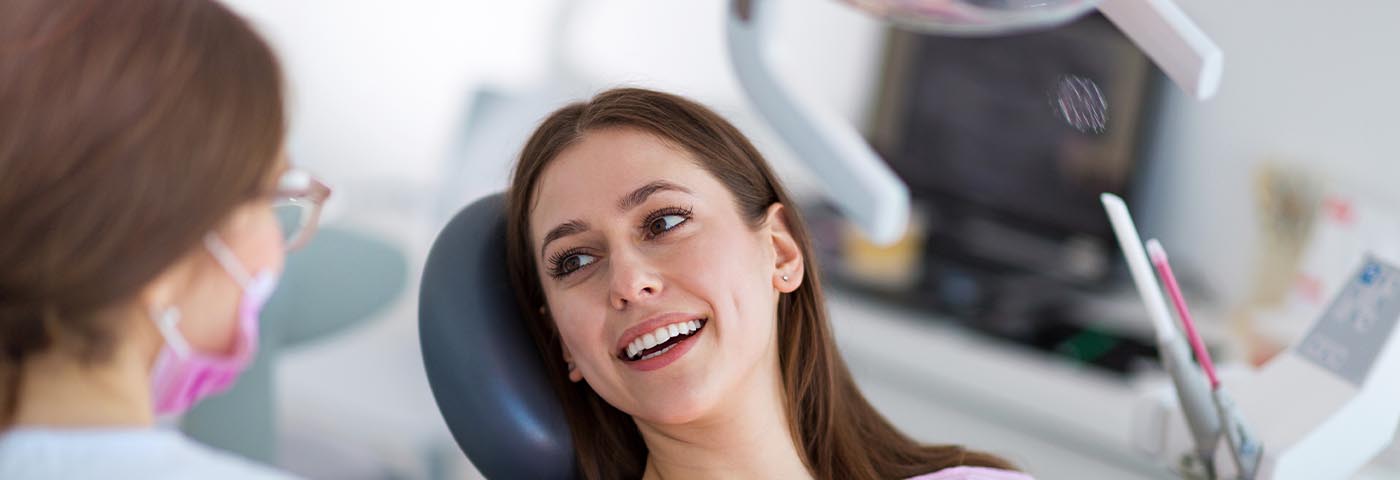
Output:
[1098, 0, 1223, 100]
[725, 0, 1222, 245]
[726, 0, 910, 245]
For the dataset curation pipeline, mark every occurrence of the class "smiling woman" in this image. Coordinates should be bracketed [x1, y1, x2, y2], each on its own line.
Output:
[503, 87, 1028, 480]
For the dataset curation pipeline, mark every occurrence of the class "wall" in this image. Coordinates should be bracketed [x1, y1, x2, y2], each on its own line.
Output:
[1136, 1, 1400, 306]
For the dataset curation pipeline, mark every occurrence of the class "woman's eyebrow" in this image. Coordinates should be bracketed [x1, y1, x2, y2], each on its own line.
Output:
[539, 180, 693, 258]
[540, 219, 590, 259]
[617, 180, 691, 213]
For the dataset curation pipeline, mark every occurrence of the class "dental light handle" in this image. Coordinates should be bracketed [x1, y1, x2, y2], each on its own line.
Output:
[1098, 0, 1224, 100]
[727, 0, 910, 245]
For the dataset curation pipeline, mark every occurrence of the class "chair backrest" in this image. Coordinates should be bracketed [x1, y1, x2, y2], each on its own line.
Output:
[418, 193, 576, 479]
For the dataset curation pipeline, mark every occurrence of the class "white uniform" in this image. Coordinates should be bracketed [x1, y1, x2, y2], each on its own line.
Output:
[0, 427, 295, 480]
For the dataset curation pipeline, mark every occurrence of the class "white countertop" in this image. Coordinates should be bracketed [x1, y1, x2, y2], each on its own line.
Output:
[826, 287, 1400, 479]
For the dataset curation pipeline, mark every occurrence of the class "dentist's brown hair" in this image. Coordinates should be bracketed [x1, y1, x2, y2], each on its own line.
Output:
[505, 87, 1015, 479]
[0, 0, 284, 424]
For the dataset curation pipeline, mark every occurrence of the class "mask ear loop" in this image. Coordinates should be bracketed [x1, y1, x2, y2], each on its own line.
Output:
[150, 306, 191, 358]
[151, 235, 260, 360]
[203, 234, 252, 288]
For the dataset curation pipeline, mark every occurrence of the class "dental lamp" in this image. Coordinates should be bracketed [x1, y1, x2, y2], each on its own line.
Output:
[726, 0, 1223, 245]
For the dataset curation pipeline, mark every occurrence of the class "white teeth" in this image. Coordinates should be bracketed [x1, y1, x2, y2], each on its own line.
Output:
[640, 343, 677, 361]
[623, 318, 708, 361]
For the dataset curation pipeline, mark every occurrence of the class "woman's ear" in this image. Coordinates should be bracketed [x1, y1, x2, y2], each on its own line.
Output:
[560, 339, 583, 383]
[136, 251, 199, 315]
[763, 203, 804, 293]
[542, 303, 582, 382]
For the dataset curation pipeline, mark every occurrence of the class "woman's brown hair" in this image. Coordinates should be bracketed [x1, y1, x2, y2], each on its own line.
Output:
[505, 87, 1016, 479]
[0, 0, 285, 423]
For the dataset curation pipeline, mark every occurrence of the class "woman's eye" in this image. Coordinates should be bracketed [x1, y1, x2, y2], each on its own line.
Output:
[559, 253, 597, 276]
[646, 214, 687, 237]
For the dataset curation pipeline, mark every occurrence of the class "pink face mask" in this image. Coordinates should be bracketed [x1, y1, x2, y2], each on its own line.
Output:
[149, 234, 279, 416]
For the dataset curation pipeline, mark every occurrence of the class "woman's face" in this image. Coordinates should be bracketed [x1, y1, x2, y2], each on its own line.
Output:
[167, 163, 288, 355]
[530, 127, 797, 425]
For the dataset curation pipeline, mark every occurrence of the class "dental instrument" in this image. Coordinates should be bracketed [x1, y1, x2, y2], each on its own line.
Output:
[1100, 193, 1222, 476]
[1149, 239, 1262, 479]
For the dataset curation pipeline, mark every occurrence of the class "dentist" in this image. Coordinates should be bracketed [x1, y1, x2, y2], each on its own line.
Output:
[0, 0, 326, 478]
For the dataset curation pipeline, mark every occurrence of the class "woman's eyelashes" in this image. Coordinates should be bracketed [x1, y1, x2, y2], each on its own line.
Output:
[640, 205, 693, 240]
[546, 205, 694, 279]
[547, 247, 597, 278]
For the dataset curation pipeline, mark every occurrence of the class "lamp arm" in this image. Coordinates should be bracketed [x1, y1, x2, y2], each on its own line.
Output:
[726, 0, 910, 245]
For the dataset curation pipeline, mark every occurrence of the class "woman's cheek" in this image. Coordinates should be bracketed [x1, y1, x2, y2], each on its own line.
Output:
[680, 226, 742, 273]
[552, 303, 598, 360]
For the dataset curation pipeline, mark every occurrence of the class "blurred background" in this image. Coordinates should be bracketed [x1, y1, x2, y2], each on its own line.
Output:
[202, 0, 1400, 478]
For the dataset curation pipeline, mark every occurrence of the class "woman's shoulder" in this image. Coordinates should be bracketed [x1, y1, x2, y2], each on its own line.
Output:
[0, 427, 297, 480]
[162, 430, 299, 480]
[905, 466, 1035, 480]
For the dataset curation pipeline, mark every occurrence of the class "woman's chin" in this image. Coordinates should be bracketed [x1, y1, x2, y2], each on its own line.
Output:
[626, 388, 721, 426]
[633, 405, 712, 427]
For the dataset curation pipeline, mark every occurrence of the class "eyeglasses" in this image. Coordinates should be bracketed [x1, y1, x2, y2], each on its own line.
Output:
[271, 168, 332, 251]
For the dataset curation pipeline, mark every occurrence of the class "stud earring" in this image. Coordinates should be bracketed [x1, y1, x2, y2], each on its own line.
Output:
[782, 274, 790, 282]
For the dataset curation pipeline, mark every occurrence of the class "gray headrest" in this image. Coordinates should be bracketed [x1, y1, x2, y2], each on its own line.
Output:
[418, 193, 576, 479]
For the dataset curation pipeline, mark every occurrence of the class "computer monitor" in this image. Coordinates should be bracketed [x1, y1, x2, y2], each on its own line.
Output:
[811, 13, 1168, 375]
[868, 12, 1160, 286]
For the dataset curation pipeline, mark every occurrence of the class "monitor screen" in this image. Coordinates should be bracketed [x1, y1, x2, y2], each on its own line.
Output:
[870, 13, 1158, 257]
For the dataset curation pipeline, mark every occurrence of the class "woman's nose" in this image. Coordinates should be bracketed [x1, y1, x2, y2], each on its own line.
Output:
[608, 249, 661, 311]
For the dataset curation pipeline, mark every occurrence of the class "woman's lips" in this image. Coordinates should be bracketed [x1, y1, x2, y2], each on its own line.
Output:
[614, 312, 706, 357]
[620, 318, 706, 361]
[622, 320, 706, 372]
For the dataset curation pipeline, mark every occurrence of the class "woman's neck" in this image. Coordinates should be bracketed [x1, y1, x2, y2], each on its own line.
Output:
[11, 339, 156, 428]
[635, 357, 812, 480]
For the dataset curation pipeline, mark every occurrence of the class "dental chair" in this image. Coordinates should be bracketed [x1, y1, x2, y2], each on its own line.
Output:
[418, 193, 577, 479]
